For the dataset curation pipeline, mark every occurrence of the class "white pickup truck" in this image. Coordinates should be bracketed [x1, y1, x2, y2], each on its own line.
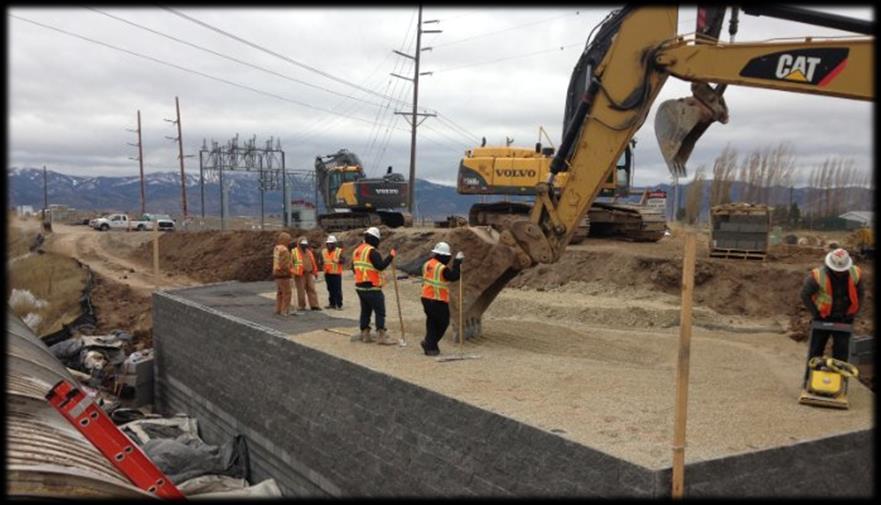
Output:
[90, 213, 174, 232]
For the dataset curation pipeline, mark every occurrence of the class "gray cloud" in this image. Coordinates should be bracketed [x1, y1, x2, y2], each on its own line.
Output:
[8, 6, 874, 188]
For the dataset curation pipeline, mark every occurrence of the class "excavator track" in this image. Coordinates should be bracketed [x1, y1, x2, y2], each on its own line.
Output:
[318, 211, 412, 232]
[585, 203, 666, 242]
[468, 202, 659, 243]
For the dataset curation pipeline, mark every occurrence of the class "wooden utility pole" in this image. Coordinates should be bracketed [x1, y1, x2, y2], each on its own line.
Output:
[671, 230, 697, 498]
[137, 111, 145, 215]
[165, 97, 190, 223]
[392, 5, 440, 215]
[175, 97, 188, 221]
[42, 165, 48, 211]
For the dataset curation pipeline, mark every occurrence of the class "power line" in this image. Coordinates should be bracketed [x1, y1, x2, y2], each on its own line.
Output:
[436, 113, 481, 144]
[86, 7, 387, 110]
[9, 13, 412, 133]
[432, 41, 583, 73]
[162, 7, 412, 107]
[433, 10, 581, 49]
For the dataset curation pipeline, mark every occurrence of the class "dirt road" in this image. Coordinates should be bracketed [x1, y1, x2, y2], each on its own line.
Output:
[44, 223, 199, 293]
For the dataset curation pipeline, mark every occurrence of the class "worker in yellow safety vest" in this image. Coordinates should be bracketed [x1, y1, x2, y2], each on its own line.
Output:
[800, 247, 864, 367]
[291, 236, 321, 311]
[352, 227, 396, 345]
[419, 241, 464, 356]
[320, 235, 344, 310]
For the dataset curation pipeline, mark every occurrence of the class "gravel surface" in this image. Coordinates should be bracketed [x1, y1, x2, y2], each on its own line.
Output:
[261, 271, 873, 470]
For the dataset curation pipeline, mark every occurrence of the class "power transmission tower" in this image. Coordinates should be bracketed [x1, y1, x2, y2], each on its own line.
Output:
[164, 96, 194, 224]
[392, 6, 441, 215]
[127, 111, 146, 215]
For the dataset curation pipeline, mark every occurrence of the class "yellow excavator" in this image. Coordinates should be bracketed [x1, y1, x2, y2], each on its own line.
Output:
[451, 5, 872, 341]
[458, 135, 667, 242]
[314, 149, 412, 231]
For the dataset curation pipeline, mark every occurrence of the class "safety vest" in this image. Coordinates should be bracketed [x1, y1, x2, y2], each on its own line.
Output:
[322, 247, 343, 274]
[421, 258, 450, 303]
[290, 247, 317, 276]
[811, 266, 861, 318]
[353, 243, 383, 289]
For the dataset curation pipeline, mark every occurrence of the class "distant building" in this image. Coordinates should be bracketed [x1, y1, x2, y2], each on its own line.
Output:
[290, 200, 317, 229]
[15, 205, 35, 216]
[839, 211, 873, 229]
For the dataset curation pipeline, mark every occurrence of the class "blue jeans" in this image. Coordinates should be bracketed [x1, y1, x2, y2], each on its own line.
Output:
[356, 289, 385, 330]
[325, 274, 342, 308]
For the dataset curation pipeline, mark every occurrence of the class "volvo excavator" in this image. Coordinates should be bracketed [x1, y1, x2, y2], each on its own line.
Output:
[314, 149, 412, 231]
[458, 136, 667, 242]
[450, 5, 872, 342]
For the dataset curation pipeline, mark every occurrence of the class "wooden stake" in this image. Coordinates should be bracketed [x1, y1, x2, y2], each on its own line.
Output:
[153, 223, 160, 285]
[672, 230, 696, 499]
[391, 257, 406, 346]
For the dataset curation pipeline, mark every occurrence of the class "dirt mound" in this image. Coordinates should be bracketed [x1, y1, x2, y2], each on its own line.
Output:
[128, 226, 873, 339]
[90, 274, 153, 349]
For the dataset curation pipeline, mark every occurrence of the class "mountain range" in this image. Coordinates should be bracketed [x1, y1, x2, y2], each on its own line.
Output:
[7, 167, 872, 221]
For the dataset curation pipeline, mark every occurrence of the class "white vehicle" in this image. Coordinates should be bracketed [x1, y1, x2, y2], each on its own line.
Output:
[90, 213, 149, 231]
[140, 213, 175, 232]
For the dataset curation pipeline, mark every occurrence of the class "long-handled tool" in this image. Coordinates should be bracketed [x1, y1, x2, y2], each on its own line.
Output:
[391, 256, 407, 347]
[436, 257, 481, 363]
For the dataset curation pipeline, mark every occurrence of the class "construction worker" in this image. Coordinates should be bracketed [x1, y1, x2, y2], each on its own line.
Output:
[419, 242, 463, 356]
[291, 237, 321, 311]
[800, 248, 864, 365]
[321, 235, 344, 310]
[352, 227, 396, 345]
[272, 232, 294, 317]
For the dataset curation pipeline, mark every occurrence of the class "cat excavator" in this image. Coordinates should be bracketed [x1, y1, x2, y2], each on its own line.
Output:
[451, 5, 872, 341]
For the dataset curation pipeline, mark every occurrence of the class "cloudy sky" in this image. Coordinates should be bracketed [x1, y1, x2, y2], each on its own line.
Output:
[8, 6, 874, 188]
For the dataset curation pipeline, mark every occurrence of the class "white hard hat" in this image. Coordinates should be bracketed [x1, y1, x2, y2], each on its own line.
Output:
[299, 237, 308, 245]
[326, 235, 337, 244]
[825, 248, 853, 272]
[366, 227, 381, 239]
[431, 241, 451, 256]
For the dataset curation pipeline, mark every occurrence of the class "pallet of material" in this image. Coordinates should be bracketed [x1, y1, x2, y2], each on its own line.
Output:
[709, 247, 767, 260]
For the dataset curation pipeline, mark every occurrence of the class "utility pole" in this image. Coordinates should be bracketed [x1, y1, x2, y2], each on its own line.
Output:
[42, 165, 48, 212]
[164, 97, 192, 223]
[392, 5, 441, 214]
[127, 111, 146, 215]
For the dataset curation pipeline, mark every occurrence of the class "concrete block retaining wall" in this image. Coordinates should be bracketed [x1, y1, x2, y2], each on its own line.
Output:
[153, 289, 872, 497]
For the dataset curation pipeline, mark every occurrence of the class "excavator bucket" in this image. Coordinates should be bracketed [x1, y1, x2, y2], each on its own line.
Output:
[445, 226, 527, 340]
[654, 83, 729, 178]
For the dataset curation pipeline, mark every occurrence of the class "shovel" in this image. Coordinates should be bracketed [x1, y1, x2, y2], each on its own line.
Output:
[654, 82, 730, 178]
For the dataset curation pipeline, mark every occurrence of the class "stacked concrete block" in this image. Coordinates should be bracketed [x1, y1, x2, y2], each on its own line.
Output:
[710, 204, 771, 258]
[152, 288, 872, 497]
[116, 349, 154, 407]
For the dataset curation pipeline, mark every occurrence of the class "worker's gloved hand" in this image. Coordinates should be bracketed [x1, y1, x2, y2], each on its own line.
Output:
[390, 248, 397, 257]
[455, 251, 465, 260]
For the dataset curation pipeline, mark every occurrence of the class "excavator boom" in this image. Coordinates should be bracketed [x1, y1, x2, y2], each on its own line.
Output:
[452, 5, 873, 340]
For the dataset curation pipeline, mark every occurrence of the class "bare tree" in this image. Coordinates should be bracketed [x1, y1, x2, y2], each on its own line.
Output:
[710, 144, 737, 206]
[685, 167, 706, 225]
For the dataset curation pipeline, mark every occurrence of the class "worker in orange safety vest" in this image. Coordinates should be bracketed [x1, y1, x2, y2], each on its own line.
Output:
[291, 236, 321, 311]
[800, 247, 864, 367]
[419, 241, 463, 356]
[352, 227, 396, 345]
[320, 235, 344, 310]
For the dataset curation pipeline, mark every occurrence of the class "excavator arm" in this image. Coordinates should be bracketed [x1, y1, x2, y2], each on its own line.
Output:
[452, 5, 873, 340]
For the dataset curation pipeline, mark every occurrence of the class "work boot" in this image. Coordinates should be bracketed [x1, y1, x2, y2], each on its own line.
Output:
[375, 328, 397, 345]
[359, 328, 374, 343]
[324, 304, 334, 309]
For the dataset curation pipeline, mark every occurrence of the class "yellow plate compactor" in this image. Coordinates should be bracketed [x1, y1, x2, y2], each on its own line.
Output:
[799, 322, 860, 409]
